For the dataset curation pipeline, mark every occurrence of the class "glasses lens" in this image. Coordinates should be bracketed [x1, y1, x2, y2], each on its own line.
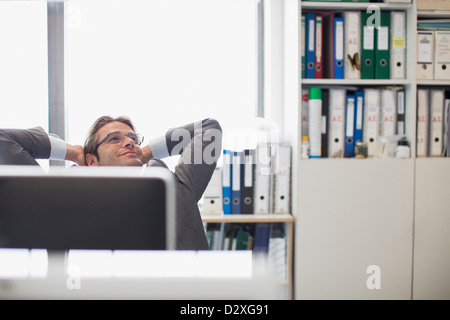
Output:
[107, 132, 123, 143]
[102, 132, 143, 145]
[128, 133, 139, 144]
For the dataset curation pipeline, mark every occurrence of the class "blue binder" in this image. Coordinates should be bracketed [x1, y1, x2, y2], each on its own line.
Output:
[354, 90, 365, 144]
[334, 17, 344, 79]
[344, 94, 356, 158]
[222, 149, 232, 214]
[301, 14, 306, 79]
[231, 151, 241, 214]
[305, 13, 316, 79]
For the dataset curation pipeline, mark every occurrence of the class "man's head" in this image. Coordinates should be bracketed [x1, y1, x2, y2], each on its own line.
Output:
[84, 116, 144, 166]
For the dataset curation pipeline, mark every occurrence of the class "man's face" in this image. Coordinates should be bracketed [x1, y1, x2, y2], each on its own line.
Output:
[88, 121, 144, 166]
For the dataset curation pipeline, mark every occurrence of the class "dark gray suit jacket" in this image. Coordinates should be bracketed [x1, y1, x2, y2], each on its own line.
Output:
[0, 119, 222, 250]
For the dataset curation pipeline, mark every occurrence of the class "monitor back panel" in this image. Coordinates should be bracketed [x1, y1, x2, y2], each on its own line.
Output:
[0, 176, 167, 250]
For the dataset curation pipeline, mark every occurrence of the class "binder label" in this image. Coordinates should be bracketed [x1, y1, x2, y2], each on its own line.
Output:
[418, 36, 433, 63]
[321, 116, 327, 134]
[392, 37, 405, 48]
[232, 153, 240, 190]
[223, 153, 231, 187]
[346, 99, 355, 137]
[316, 16, 322, 64]
[363, 26, 374, 50]
[335, 20, 344, 60]
[244, 154, 253, 187]
[356, 96, 364, 130]
[377, 27, 389, 50]
[308, 19, 315, 51]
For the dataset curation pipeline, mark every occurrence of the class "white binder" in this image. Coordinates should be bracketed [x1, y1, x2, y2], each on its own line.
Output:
[344, 11, 361, 79]
[417, 89, 430, 157]
[381, 88, 397, 137]
[391, 11, 406, 79]
[202, 167, 223, 215]
[429, 89, 445, 156]
[253, 143, 272, 215]
[444, 97, 450, 156]
[434, 31, 450, 80]
[417, 31, 435, 80]
[363, 88, 381, 157]
[272, 144, 291, 214]
[328, 88, 347, 158]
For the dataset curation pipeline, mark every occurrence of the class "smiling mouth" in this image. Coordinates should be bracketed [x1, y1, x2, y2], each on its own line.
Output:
[121, 151, 137, 157]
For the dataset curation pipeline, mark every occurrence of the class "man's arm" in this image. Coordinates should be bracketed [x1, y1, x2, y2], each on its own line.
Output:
[147, 118, 222, 201]
[0, 127, 85, 166]
[0, 127, 51, 165]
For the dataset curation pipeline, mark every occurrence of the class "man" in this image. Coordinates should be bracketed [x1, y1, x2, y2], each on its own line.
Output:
[0, 117, 222, 250]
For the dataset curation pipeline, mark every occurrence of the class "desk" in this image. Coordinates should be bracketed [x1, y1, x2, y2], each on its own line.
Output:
[0, 250, 280, 300]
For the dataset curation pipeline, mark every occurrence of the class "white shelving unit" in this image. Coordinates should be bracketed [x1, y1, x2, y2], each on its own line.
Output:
[413, 5, 450, 300]
[282, 0, 450, 300]
[302, 79, 411, 85]
[201, 213, 295, 299]
[202, 213, 294, 223]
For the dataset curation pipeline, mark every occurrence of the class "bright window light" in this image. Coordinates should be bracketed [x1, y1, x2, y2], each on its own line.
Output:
[0, 249, 48, 278]
[112, 250, 198, 278]
[196, 250, 253, 278]
[0, 1, 49, 169]
[0, 249, 254, 279]
[0, 1, 48, 130]
[66, 250, 114, 278]
[65, 250, 253, 278]
[0, 249, 29, 278]
[28, 249, 49, 278]
[67, 0, 259, 165]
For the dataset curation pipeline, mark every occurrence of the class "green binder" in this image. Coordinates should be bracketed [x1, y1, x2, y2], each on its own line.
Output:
[375, 11, 390, 79]
[361, 12, 375, 79]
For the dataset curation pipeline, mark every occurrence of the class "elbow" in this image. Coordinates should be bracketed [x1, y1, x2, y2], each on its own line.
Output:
[202, 118, 222, 134]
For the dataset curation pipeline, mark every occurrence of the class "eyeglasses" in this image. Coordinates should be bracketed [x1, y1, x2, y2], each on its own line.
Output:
[97, 131, 144, 148]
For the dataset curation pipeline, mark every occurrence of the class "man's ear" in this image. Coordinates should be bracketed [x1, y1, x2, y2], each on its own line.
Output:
[85, 153, 99, 166]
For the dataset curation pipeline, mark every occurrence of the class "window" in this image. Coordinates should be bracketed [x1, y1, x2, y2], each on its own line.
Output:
[0, 1, 48, 129]
[0, 1, 49, 168]
[67, 0, 260, 164]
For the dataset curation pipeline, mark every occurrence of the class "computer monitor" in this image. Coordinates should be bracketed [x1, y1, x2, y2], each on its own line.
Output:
[0, 166, 176, 250]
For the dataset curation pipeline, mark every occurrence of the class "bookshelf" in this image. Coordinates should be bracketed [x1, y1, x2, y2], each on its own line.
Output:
[301, 1, 411, 10]
[417, 9, 450, 18]
[201, 213, 294, 223]
[302, 78, 410, 85]
[201, 213, 294, 299]
[282, 0, 450, 300]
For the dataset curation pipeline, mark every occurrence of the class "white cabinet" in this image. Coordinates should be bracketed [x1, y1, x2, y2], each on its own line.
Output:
[413, 158, 450, 300]
[295, 159, 414, 299]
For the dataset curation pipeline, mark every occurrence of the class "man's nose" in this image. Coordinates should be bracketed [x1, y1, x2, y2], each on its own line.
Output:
[124, 136, 136, 147]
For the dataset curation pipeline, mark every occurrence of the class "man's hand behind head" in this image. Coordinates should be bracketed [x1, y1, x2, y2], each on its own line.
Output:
[65, 144, 86, 166]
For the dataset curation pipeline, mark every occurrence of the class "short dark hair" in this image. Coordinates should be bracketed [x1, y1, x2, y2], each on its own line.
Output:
[83, 115, 137, 163]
